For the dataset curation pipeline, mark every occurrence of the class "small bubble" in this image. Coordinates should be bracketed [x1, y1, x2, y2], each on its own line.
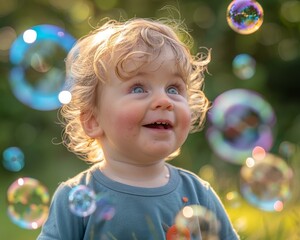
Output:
[2, 146, 25, 172]
[233, 54, 256, 79]
[227, 0, 264, 35]
[68, 185, 96, 217]
[175, 204, 220, 240]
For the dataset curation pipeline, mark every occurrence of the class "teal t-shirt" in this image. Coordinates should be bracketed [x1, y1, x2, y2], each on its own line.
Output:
[37, 163, 239, 240]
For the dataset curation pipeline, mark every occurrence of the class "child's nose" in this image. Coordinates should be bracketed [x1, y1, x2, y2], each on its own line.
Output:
[150, 92, 174, 111]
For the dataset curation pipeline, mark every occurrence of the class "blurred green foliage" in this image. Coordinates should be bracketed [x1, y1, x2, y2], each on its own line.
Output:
[0, 0, 299, 239]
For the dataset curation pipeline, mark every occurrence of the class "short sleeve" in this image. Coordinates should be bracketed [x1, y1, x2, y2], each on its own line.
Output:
[37, 183, 85, 240]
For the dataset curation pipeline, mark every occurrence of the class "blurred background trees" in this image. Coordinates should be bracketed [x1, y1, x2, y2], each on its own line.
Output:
[0, 0, 299, 239]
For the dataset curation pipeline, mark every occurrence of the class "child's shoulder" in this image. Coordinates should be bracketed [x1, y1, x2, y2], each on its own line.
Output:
[61, 163, 100, 188]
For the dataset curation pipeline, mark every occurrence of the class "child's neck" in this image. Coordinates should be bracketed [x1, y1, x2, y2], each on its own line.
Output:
[99, 160, 170, 188]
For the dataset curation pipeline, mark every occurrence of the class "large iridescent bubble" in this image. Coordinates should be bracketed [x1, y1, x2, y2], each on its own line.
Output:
[2, 146, 25, 172]
[175, 204, 220, 240]
[7, 177, 50, 229]
[227, 0, 264, 35]
[9, 24, 76, 111]
[240, 153, 293, 211]
[206, 89, 276, 164]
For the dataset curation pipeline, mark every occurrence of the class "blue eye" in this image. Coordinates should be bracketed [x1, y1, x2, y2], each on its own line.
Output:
[131, 86, 145, 94]
[167, 86, 179, 95]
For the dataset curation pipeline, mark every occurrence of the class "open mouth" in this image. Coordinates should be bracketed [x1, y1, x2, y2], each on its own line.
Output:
[143, 121, 172, 130]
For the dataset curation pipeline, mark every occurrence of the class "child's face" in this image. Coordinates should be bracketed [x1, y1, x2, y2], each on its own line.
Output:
[94, 47, 191, 164]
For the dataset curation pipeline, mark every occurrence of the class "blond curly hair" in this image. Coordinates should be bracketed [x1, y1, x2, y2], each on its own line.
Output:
[59, 17, 211, 163]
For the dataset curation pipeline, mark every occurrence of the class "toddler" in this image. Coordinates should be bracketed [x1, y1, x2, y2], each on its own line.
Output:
[37, 17, 239, 240]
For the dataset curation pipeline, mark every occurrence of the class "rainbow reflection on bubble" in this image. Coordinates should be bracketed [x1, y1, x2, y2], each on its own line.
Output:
[233, 54, 256, 79]
[206, 89, 276, 164]
[68, 185, 96, 217]
[9, 24, 76, 111]
[227, 0, 264, 35]
[175, 204, 220, 240]
[2, 146, 25, 172]
[7, 177, 50, 229]
[240, 153, 293, 212]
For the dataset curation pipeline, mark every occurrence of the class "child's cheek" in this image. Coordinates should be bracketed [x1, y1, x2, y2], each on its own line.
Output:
[114, 109, 142, 131]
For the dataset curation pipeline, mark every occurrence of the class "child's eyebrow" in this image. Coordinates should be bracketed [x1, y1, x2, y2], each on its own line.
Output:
[133, 70, 184, 80]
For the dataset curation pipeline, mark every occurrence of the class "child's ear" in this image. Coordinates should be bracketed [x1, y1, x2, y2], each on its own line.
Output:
[80, 111, 104, 138]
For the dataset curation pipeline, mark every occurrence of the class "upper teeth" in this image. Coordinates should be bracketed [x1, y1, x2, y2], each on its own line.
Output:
[155, 122, 168, 125]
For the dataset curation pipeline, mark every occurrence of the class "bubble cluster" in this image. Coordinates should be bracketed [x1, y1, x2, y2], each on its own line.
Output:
[7, 177, 50, 229]
[240, 153, 293, 211]
[9, 24, 76, 111]
[232, 54, 256, 79]
[206, 89, 276, 164]
[175, 204, 220, 240]
[227, 0, 264, 34]
[68, 185, 97, 217]
[2, 146, 25, 172]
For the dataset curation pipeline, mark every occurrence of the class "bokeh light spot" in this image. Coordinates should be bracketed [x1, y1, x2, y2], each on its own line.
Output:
[23, 29, 37, 44]
[245, 157, 255, 168]
[58, 90, 72, 104]
[252, 146, 266, 160]
[225, 191, 242, 208]
[280, 1, 300, 23]
[273, 200, 284, 212]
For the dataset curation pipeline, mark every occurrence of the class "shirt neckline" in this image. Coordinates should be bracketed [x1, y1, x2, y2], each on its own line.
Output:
[91, 163, 179, 197]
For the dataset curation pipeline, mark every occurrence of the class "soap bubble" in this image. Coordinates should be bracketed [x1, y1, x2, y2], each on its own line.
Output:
[68, 185, 96, 217]
[7, 177, 50, 229]
[9, 24, 76, 111]
[227, 0, 264, 34]
[175, 205, 220, 240]
[94, 195, 115, 222]
[240, 153, 293, 211]
[2, 146, 25, 172]
[232, 54, 256, 79]
[206, 89, 276, 164]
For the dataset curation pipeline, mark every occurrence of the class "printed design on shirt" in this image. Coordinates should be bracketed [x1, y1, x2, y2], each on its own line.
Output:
[162, 196, 191, 240]
[165, 224, 191, 240]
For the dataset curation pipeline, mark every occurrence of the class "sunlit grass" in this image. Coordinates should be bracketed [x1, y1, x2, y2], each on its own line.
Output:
[226, 200, 300, 240]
